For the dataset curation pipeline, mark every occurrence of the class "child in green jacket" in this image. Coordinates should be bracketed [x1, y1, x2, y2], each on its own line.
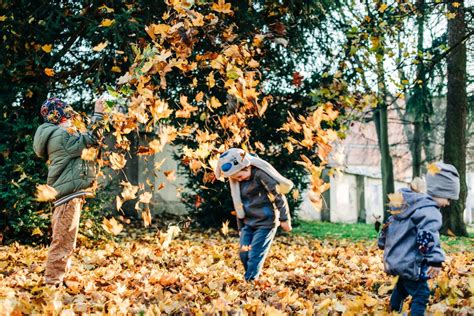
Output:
[33, 97, 104, 285]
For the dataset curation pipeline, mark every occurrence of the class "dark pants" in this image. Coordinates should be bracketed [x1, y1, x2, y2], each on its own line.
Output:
[390, 277, 430, 316]
[239, 225, 277, 281]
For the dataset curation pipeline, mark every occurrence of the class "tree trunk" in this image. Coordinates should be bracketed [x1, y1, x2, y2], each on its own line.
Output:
[442, 0, 468, 236]
[374, 63, 395, 221]
[374, 104, 395, 222]
[371, 1, 395, 222]
[410, 0, 427, 177]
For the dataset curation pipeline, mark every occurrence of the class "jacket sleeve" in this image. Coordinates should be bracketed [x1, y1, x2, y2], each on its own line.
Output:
[377, 217, 392, 250]
[237, 217, 244, 231]
[63, 112, 104, 157]
[256, 169, 290, 221]
[412, 207, 445, 266]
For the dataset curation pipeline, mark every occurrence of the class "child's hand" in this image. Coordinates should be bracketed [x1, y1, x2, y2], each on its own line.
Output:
[280, 221, 292, 232]
[427, 266, 441, 278]
[94, 99, 105, 113]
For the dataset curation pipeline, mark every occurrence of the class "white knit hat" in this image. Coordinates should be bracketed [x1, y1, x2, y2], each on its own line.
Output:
[215, 148, 294, 218]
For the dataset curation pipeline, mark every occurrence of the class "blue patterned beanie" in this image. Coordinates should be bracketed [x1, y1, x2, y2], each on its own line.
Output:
[40, 97, 73, 124]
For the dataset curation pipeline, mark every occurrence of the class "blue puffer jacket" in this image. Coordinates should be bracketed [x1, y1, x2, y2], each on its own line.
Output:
[378, 188, 445, 280]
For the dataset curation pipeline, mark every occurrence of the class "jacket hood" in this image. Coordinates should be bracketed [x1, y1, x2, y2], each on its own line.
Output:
[393, 188, 439, 220]
[33, 123, 59, 158]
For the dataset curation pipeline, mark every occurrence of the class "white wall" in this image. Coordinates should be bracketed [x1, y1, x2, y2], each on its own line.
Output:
[297, 172, 409, 224]
[329, 173, 359, 223]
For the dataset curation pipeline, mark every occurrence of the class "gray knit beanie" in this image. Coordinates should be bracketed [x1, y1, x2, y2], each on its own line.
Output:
[425, 162, 460, 200]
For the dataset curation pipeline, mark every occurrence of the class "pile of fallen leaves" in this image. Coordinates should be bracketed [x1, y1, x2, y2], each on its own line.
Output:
[1, 230, 472, 315]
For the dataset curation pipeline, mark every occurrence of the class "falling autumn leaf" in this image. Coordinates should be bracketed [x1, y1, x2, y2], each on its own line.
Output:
[100, 18, 114, 27]
[92, 41, 108, 52]
[44, 68, 55, 77]
[427, 163, 441, 175]
[81, 147, 98, 161]
[110, 152, 127, 170]
[102, 217, 123, 235]
[139, 192, 153, 204]
[120, 181, 139, 201]
[388, 192, 404, 208]
[211, 0, 233, 15]
[41, 44, 52, 53]
[164, 169, 176, 182]
[221, 220, 230, 236]
[35, 184, 57, 201]
[292, 71, 304, 87]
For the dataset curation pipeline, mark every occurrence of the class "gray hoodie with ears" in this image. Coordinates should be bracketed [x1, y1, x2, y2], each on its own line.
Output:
[378, 188, 445, 281]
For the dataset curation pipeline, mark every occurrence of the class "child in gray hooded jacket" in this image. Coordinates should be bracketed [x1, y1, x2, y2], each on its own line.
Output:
[378, 162, 460, 315]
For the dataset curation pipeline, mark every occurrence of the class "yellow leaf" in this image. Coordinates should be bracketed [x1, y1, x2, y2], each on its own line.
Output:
[211, 0, 233, 15]
[221, 220, 230, 236]
[35, 184, 57, 202]
[208, 96, 222, 109]
[142, 208, 152, 227]
[0, 15, 7, 22]
[92, 41, 108, 52]
[81, 147, 98, 161]
[292, 189, 300, 200]
[378, 3, 388, 13]
[195, 91, 204, 103]
[111, 66, 121, 73]
[248, 59, 259, 68]
[452, 2, 460, 7]
[32, 227, 43, 236]
[388, 192, 404, 208]
[100, 18, 114, 27]
[98, 4, 114, 13]
[139, 192, 153, 204]
[120, 181, 139, 201]
[41, 44, 52, 53]
[206, 71, 215, 88]
[44, 68, 55, 77]
[102, 217, 123, 235]
[109, 152, 126, 170]
[427, 162, 441, 175]
[446, 12, 457, 19]
[116, 196, 123, 211]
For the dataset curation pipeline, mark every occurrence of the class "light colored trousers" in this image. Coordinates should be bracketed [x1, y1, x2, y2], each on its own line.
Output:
[44, 197, 83, 285]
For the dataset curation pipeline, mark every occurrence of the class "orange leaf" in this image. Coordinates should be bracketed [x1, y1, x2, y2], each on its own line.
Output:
[44, 68, 55, 77]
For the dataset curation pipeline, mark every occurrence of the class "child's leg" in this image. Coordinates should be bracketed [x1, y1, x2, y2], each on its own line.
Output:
[239, 225, 254, 272]
[244, 227, 277, 281]
[403, 279, 430, 316]
[44, 198, 83, 285]
[389, 278, 409, 312]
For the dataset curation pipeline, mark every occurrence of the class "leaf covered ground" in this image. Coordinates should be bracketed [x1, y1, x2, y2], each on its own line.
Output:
[1, 229, 473, 315]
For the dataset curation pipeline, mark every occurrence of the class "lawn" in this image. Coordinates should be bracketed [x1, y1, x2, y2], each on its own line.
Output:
[293, 220, 474, 252]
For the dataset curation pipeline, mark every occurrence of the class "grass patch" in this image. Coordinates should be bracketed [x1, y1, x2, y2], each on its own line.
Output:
[294, 220, 474, 252]
[293, 220, 378, 240]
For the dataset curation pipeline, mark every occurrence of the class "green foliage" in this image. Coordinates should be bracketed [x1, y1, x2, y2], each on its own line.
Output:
[0, 114, 51, 244]
[0, 1, 168, 243]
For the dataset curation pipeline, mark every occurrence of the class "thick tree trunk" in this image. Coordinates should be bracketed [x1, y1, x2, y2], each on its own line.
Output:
[442, 0, 468, 236]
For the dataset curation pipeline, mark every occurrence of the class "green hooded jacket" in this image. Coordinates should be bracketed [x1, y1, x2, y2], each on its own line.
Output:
[33, 114, 103, 199]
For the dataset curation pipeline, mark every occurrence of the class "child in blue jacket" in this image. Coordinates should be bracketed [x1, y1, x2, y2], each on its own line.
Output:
[215, 148, 293, 281]
[378, 162, 460, 315]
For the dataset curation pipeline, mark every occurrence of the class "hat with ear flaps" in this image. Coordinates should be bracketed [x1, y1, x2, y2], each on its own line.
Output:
[215, 148, 294, 219]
